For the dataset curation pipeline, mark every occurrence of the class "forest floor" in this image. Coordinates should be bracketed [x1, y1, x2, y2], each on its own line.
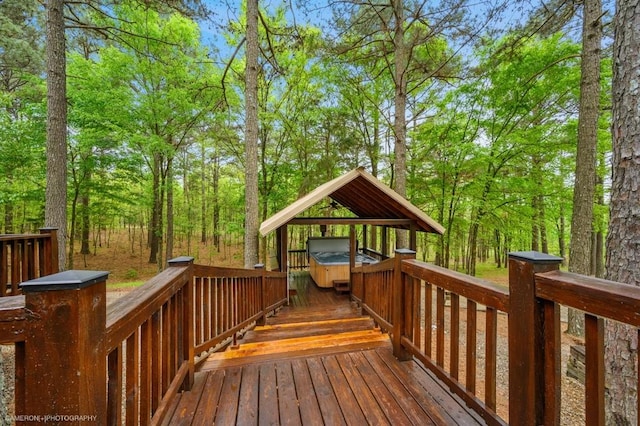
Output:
[71, 230, 245, 286]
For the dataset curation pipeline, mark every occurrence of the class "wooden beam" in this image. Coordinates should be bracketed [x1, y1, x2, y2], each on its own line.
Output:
[288, 217, 414, 227]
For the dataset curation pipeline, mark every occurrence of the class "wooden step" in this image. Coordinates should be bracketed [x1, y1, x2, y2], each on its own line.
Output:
[239, 316, 375, 344]
[199, 329, 390, 370]
[268, 303, 362, 325]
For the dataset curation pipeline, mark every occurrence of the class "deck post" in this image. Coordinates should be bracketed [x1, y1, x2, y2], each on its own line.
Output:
[256, 263, 267, 326]
[168, 256, 195, 390]
[38, 227, 59, 275]
[508, 251, 562, 425]
[392, 249, 416, 361]
[20, 270, 109, 424]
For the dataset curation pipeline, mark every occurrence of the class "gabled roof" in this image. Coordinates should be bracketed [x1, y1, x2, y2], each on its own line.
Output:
[259, 167, 445, 236]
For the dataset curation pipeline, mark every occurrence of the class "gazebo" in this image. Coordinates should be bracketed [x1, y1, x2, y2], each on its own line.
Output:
[259, 167, 445, 273]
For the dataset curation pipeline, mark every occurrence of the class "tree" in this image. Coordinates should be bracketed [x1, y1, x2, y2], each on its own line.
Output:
[459, 33, 580, 275]
[45, 0, 68, 271]
[244, 0, 260, 268]
[604, 1, 640, 423]
[0, 0, 45, 234]
[566, 0, 603, 337]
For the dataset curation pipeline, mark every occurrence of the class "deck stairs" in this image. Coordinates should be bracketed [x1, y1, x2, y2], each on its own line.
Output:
[199, 303, 390, 371]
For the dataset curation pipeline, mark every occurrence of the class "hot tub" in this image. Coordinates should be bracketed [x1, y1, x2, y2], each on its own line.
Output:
[307, 237, 378, 288]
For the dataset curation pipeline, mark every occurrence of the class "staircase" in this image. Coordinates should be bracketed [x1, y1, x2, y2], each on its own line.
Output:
[199, 304, 390, 371]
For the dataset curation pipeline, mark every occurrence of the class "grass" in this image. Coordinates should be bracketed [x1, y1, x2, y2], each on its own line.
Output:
[472, 262, 509, 286]
[107, 281, 145, 291]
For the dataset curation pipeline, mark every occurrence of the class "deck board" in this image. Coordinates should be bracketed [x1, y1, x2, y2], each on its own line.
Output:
[166, 272, 486, 425]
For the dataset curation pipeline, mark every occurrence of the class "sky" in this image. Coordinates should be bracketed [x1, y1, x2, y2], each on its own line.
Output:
[198, 0, 331, 60]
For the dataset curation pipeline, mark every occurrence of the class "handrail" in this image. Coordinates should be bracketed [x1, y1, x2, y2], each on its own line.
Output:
[106, 265, 191, 352]
[536, 269, 640, 326]
[402, 259, 510, 311]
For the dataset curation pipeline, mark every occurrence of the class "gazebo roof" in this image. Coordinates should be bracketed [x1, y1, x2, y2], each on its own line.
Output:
[259, 167, 445, 236]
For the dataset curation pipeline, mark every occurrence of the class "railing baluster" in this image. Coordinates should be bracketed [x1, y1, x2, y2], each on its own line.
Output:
[542, 299, 560, 426]
[162, 301, 170, 395]
[451, 293, 460, 380]
[585, 313, 605, 425]
[0, 241, 7, 296]
[413, 276, 421, 351]
[485, 306, 497, 411]
[436, 287, 445, 367]
[108, 344, 123, 426]
[151, 310, 161, 412]
[140, 319, 152, 426]
[466, 299, 477, 394]
[126, 331, 140, 425]
[424, 281, 432, 357]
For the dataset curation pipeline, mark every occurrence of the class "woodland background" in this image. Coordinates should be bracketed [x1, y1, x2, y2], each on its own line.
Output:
[6, 1, 640, 423]
[0, 0, 612, 276]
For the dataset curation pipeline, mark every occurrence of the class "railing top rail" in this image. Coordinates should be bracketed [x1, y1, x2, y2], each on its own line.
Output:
[105, 265, 190, 352]
[0, 295, 25, 311]
[0, 234, 51, 242]
[193, 264, 286, 278]
[402, 259, 510, 312]
[0, 295, 26, 344]
[353, 257, 395, 273]
[536, 269, 640, 327]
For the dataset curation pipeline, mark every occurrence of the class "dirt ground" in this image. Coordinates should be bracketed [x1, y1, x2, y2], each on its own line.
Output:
[71, 231, 245, 285]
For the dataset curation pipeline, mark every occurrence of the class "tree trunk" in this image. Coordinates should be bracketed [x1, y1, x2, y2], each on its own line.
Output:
[4, 174, 13, 233]
[213, 156, 220, 251]
[200, 142, 207, 244]
[558, 203, 566, 264]
[165, 156, 174, 265]
[605, 0, 640, 423]
[567, 0, 602, 336]
[80, 188, 90, 255]
[392, 0, 409, 249]
[243, 0, 260, 268]
[531, 195, 540, 252]
[45, 0, 67, 271]
[148, 153, 162, 264]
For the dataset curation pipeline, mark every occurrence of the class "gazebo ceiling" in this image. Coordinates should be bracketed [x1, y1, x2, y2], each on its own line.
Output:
[259, 167, 445, 236]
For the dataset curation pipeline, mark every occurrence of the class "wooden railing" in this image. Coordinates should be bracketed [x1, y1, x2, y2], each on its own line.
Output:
[352, 249, 640, 425]
[0, 228, 58, 296]
[350, 257, 395, 330]
[105, 257, 194, 424]
[0, 256, 287, 425]
[362, 247, 389, 261]
[398, 251, 509, 425]
[511, 253, 640, 425]
[192, 264, 287, 356]
[3, 236, 638, 424]
[287, 249, 308, 270]
[287, 247, 388, 271]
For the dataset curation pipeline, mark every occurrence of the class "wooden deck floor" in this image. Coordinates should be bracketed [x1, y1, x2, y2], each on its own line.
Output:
[164, 272, 486, 425]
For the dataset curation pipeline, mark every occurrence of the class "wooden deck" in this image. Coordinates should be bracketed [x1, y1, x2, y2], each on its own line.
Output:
[164, 272, 486, 425]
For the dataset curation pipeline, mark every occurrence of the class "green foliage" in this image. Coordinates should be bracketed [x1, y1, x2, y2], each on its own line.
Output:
[0, 2, 614, 275]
